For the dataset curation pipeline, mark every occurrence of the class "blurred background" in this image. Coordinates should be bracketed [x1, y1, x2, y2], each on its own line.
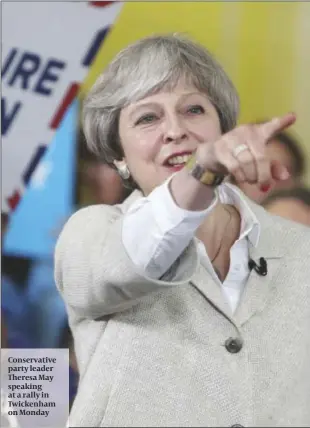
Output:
[1, 1, 310, 421]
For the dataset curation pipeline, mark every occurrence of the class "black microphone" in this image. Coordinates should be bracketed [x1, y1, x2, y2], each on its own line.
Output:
[248, 257, 268, 276]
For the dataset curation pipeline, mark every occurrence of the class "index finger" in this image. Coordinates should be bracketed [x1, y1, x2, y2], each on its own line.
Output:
[258, 112, 296, 140]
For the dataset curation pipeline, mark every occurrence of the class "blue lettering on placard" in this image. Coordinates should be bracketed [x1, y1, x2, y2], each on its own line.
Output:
[34, 59, 66, 96]
[23, 145, 47, 185]
[3, 48, 67, 97]
[8, 52, 41, 90]
[1, 97, 22, 136]
[1, 48, 68, 136]
[1, 48, 18, 78]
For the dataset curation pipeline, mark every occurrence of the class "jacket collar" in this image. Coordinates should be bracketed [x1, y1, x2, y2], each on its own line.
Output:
[121, 189, 142, 212]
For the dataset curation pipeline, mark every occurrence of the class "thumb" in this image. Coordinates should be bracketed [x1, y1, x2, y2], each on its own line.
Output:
[271, 160, 290, 181]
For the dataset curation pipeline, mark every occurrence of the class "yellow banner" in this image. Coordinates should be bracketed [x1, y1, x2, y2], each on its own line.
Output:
[82, 2, 310, 183]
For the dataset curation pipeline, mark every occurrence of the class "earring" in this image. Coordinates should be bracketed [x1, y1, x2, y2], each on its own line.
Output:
[118, 163, 130, 180]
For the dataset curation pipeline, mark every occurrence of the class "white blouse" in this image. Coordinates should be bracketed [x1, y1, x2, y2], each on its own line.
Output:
[122, 178, 260, 313]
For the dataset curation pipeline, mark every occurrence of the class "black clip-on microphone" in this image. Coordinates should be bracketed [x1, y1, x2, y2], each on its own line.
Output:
[248, 257, 268, 276]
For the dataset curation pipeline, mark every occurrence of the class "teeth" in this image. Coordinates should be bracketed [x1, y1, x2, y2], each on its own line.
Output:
[167, 154, 191, 165]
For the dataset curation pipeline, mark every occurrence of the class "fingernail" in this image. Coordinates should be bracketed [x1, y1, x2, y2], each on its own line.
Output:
[260, 184, 271, 193]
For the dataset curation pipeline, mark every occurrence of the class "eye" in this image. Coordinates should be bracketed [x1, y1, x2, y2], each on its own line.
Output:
[135, 113, 158, 125]
[187, 105, 205, 115]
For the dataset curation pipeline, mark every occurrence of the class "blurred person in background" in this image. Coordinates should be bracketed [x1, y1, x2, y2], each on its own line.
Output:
[1, 254, 67, 349]
[1, 214, 10, 349]
[264, 187, 310, 226]
[55, 34, 310, 427]
[1, 211, 35, 348]
[1, 313, 8, 348]
[1, 129, 128, 351]
[77, 128, 130, 207]
[1, 213, 9, 238]
[235, 129, 306, 203]
[2, 210, 67, 349]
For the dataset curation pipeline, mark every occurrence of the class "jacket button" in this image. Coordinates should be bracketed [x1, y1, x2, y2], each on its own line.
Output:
[225, 337, 243, 354]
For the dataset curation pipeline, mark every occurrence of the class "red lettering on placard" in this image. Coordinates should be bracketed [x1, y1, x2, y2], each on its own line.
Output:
[89, 1, 116, 7]
[49, 82, 80, 130]
[7, 190, 21, 211]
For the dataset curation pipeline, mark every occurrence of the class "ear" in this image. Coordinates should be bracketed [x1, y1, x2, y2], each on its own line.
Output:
[113, 159, 130, 180]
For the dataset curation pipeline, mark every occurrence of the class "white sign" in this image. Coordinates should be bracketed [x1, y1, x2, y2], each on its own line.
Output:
[2, 1, 123, 212]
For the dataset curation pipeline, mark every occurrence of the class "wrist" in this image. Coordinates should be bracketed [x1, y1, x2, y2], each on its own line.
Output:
[169, 167, 216, 212]
[185, 152, 225, 187]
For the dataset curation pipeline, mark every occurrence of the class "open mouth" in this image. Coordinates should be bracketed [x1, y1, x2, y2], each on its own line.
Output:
[163, 153, 192, 171]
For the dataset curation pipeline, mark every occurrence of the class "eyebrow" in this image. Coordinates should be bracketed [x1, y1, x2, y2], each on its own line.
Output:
[129, 92, 209, 121]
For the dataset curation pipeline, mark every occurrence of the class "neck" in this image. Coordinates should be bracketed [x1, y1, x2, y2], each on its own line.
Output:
[196, 202, 241, 263]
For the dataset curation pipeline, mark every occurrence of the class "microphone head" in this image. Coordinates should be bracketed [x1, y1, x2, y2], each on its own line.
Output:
[248, 258, 268, 276]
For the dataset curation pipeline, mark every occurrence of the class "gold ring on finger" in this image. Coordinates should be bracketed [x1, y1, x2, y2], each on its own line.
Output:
[232, 144, 249, 158]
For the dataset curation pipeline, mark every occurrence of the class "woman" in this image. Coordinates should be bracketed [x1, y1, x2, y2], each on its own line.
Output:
[55, 35, 310, 427]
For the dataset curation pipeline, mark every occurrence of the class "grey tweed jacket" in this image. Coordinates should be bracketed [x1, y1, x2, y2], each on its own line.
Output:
[54, 189, 310, 427]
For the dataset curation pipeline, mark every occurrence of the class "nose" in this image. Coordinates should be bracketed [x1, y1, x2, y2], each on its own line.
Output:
[163, 115, 187, 144]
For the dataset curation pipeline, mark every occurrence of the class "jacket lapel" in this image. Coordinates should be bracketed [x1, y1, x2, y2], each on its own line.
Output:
[234, 201, 285, 326]
[189, 200, 287, 327]
[190, 261, 234, 322]
[189, 240, 285, 328]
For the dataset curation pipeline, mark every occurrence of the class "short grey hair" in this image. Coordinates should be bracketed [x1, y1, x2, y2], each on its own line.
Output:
[83, 33, 239, 178]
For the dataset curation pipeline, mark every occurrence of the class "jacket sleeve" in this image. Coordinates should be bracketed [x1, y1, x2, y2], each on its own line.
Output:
[54, 204, 198, 319]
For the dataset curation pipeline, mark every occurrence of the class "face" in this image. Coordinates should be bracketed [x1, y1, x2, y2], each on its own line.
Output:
[118, 81, 221, 195]
[267, 198, 310, 227]
[237, 138, 298, 204]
